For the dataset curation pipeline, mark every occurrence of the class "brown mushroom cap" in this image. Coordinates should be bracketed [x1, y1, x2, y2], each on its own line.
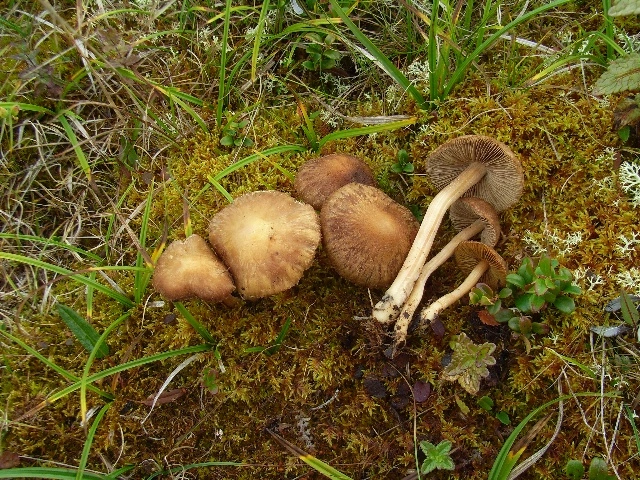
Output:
[449, 197, 501, 246]
[208, 190, 321, 299]
[425, 135, 523, 212]
[152, 234, 235, 302]
[320, 183, 419, 289]
[454, 241, 507, 289]
[294, 153, 376, 209]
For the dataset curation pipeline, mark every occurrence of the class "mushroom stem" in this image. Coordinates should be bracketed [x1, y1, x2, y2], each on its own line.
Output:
[372, 162, 488, 323]
[419, 259, 489, 325]
[390, 219, 485, 353]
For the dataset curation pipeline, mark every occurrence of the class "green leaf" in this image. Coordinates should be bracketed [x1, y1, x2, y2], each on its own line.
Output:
[593, 53, 640, 95]
[477, 395, 494, 411]
[514, 293, 534, 313]
[608, 0, 640, 16]
[619, 289, 640, 325]
[565, 459, 585, 480]
[220, 135, 235, 146]
[506, 273, 526, 288]
[553, 295, 576, 314]
[496, 411, 511, 425]
[419, 440, 455, 474]
[56, 305, 109, 358]
[588, 457, 614, 480]
[302, 60, 316, 70]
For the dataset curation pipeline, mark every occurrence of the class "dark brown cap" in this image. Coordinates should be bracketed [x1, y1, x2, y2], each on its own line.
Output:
[208, 191, 321, 299]
[449, 197, 501, 246]
[295, 153, 376, 209]
[152, 234, 235, 302]
[320, 183, 419, 289]
[426, 135, 523, 212]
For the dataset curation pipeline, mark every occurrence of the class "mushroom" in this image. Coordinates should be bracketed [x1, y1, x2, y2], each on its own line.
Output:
[152, 234, 235, 303]
[208, 190, 321, 299]
[295, 153, 376, 209]
[390, 198, 500, 355]
[418, 241, 507, 325]
[373, 135, 522, 324]
[320, 183, 419, 289]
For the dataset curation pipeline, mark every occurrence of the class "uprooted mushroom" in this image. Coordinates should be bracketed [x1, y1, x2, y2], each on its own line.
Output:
[208, 190, 321, 299]
[418, 241, 507, 325]
[372, 135, 523, 325]
[390, 197, 501, 356]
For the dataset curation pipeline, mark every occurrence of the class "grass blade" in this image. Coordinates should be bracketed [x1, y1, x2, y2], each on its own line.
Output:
[268, 429, 353, 479]
[57, 112, 92, 183]
[251, 0, 271, 82]
[318, 117, 417, 149]
[0, 252, 135, 308]
[326, 0, 428, 110]
[76, 403, 111, 480]
[134, 187, 154, 304]
[0, 467, 109, 479]
[13, 344, 213, 422]
[174, 302, 217, 344]
[211, 144, 306, 181]
[56, 304, 110, 359]
[80, 312, 131, 426]
[0, 329, 112, 400]
[216, 0, 233, 124]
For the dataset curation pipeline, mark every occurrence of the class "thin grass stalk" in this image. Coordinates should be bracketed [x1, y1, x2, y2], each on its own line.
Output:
[0, 329, 112, 400]
[428, 0, 439, 101]
[0, 467, 111, 479]
[252, 0, 271, 82]
[76, 403, 111, 480]
[443, 0, 572, 99]
[80, 312, 131, 426]
[602, 0, 614, 60]
[327, 0, 428, 110]
[174, 302, 217, 344]
[14, 344, 213, 421]
[0, 252, 135, 308]
[134, 187, 154, 304]
[216, 0, 233, 125]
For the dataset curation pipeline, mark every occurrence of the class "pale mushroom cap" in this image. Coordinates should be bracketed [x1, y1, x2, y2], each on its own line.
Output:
[320, 183, 420, 289]
[425, 135, 523, 212]
[454, 241, 507, 289]
[449, 197, 501, 246]
[294, 153, 376, 209]
[152, 234, 235, 302]
[208, 190, 321, 299]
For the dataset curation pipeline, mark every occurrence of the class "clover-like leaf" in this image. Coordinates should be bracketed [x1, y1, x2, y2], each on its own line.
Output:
[419, 440, 455, 474]
[442, 333, 496, 395]
[593, 53, 640, 95]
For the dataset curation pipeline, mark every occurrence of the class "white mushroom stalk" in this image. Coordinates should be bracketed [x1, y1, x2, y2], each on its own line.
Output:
[390, 197, 500, 355]
[372, 135, 522, 325]
[372, 162, 488, 323]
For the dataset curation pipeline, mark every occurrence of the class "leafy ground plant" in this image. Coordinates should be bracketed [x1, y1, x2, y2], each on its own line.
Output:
[442, 333, 496, 395]
[418, 440, 455, 475]
[470, 254, 581, 339]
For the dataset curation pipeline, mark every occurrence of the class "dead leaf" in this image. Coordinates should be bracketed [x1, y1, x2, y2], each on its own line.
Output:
[141, 388, 186, 406]
[0, 451, 20, 469]
[478, 309, 500, 326]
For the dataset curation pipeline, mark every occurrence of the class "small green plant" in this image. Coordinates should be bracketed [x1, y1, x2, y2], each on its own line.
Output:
[418, 440, 455, 474]
[220, 114, 254, 147]
[442, 333, 496, 395]
[302, 32, 341, 71]
[390, 149, 414, 174]
[477, 395, 511, 425]
[469, 255, 581, 338]
[564, 456, 615, 480]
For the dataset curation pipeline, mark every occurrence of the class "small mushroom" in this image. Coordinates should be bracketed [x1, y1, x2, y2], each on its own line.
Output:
[390, 198, 500, 356]
[320, 183, 419, 289]
[373, 135, 522, 324]
[294, 153, 376, 209]
[418, 241, 507, 325]
[152, 234, 235, 303]
[208, 190, 321, 299]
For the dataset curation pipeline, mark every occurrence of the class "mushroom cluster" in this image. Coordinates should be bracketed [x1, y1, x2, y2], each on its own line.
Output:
[371, 136, 524, 356]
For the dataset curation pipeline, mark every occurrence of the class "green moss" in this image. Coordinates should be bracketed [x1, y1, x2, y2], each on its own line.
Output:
[3, 71, 640, 479]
